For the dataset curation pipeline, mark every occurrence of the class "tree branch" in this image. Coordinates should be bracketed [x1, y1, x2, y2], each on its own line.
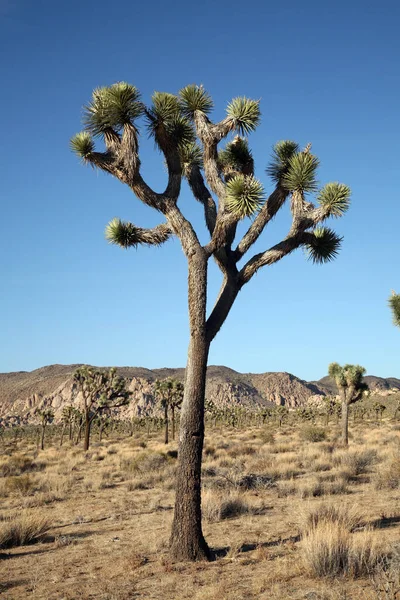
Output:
[186, 165, 217, 236]
[234, 187, 288, 261]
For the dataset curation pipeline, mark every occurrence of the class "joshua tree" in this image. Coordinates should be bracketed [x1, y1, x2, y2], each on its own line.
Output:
[60, 405, 76, 446]
[71, 83, 351, 561]
[73, 367, 131, 451]
[372, 401, 386, 422]
[154, 378, 183, 443]
[389, 291, 400, 328]
[275, 405, 289, 428]
[35, 408, 54, 451]
[328, 363, 367, 445]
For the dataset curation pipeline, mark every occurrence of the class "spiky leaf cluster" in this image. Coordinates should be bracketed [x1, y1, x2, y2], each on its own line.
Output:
[179, 85, 214, 118]
[266, 140, 299, 183]
[282, 151, 319, 193]
[225, 174, 264, 218]
[70, 132, 94, 160]
[147, 92, 195, 149]
[226, 97, 261, 135]
[83, 83, 143, 137]
[105, 218, 143, 248]
[318, 182, 351, 218]
[179, 142, 203, 177]
[219, 137, 254, 175]
[306, 227, 342, 264]
[389, 292, 400, 328]
[328, 363, 366, 389]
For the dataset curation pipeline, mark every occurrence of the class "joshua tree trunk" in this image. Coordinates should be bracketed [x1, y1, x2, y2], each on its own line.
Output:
[69, 421, 73, 441]
[164, 405, 169, 445]
[60, 423, 66, 447]
[40, 424, 46, 451]
[84, 415, 91, 451]
[341, 401, 349, 446]
[171, 406, 175, 441]
[170, 253, 211, 561]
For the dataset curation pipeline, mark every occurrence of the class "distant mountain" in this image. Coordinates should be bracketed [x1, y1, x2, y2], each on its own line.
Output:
[0, 364, 398, 425]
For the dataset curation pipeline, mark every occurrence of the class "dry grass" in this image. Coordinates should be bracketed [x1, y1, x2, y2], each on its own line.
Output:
[0, 510, 50, 548]
[0, 420, 398, 599]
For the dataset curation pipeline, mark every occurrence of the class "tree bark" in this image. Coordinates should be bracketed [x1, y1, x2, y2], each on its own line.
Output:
[171, 406, 175, 441]
[170, 251, 211, 561]
[83, 416, 91, 451]
[40, 424, 45, 451]
[341, 401, 349, 446]
[164, 405, 169, 444]
[60, 423, 66, 447]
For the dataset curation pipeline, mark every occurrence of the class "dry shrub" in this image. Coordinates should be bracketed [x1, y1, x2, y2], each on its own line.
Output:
[300, 426, 327, 443]
[202, 490, 250, 522]
[0, 511, 50, 549]
[333, 449, 378, 478]
[227, 444, 257, 458]
[259, 429, 275, 444]
[24, 491, 63, 508]
[120, 451, 168, 474]
[4, 474, 36, 495]
[301, 505, 385, 578]
[296, 477, 348, 499]
[0, 455, 45, 477]
[374, 456, 400, 490]
[300, 503, 362, 534]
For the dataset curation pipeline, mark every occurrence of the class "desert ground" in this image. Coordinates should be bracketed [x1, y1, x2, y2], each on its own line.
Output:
[0, 417, 399, 600]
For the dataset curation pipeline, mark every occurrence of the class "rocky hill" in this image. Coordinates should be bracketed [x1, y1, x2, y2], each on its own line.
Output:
[0, 364, 398, 425]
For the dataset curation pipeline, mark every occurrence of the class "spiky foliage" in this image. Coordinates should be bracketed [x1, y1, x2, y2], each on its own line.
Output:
[389, 292, 400, 328]
[318, 183, 351, 218]
[266, 140, 300, 183]
[83, 83, 143, 137]
[306, 227, 342, 264]
[179, 85, 213, 118]
[70, 132, 94, 160]
[328, 363, 366, 390]
[105, 218, 170, 248]
[226, 97, 261, 135]
[282, 151, 319, 193]
[218, 137, 254, 175]
[179, 142, 203, 177]
[225, 174, 264, 218]
[147, 92, 195, 148]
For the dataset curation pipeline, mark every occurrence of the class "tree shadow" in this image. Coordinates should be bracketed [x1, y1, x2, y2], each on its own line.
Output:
[371, 515, 400, 529]
[0, 580, 29, 592]
[212, 534, 300, 559]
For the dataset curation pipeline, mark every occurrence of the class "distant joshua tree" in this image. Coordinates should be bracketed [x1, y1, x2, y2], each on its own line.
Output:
[154, 378, 184, 443]
[328, 363, 368, 445]
[35, 408, 54, 451]
[73, 367, 131, 451]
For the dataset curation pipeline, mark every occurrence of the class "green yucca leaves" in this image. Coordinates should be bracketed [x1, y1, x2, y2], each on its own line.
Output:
[70, 131, 94, 159]
[225, 174, 264, 218]
[306, 227, 342, 264]
[179, 84, 214, 118]
[266, 140, 300, 183]
[150, 92, 181, 123]
[219, 137, 253, 173]
[328, 363, 366, 388]
[389, 292, 400, 328]
[83, 83, 143, 137]
[105, 218, 141, 248]
[282, 151, 320, 193]
[226, 97, 261, 135]
[318, 182, 351, 218]
[179, 142, 203, 177]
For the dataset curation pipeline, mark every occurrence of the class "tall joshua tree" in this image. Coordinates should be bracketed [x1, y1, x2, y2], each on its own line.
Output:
[154, 377, 183, 443]
[35, 408, 54, 451]
[73, 366, 131, 451]
[328, 363, 367, 445]
[71, 83, 351, 561]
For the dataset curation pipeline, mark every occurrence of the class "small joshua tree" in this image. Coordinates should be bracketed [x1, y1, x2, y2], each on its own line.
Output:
[73, 367, 131, 451]
[71, 82, 351, 561]
[35, 408, 54, 451]
[328, 363, 368, 445]
[154, 378, 183, 443]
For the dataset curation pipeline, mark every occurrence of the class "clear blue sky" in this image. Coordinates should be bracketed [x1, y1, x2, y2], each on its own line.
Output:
[1, 0, 399, 380]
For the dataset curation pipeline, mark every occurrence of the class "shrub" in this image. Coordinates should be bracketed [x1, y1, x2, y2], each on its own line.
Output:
[120, 451, 168, 474]
[0, 511, 50, 549]
[333, 449, 377, 478]
[374, 456, 400, 490]
[202, 491, 249, 522]
[301, 426, 327, 443]
[0, 455, 44, 477]
[4, 474, 36, 495]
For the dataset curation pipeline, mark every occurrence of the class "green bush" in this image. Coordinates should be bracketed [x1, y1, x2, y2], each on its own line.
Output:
[300, 426, 327, 443]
